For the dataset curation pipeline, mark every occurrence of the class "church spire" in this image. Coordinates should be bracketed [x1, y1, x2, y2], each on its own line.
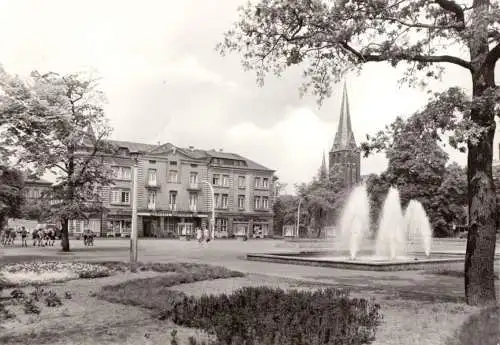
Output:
[319, 150, 328, 180]
[331, 82, 357, 151]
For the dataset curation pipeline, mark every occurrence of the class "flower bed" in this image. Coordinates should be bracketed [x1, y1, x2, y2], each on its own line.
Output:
[0, 262, 112, 287]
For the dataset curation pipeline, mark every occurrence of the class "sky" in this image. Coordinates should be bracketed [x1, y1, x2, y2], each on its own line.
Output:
[0, 0, 499, 194]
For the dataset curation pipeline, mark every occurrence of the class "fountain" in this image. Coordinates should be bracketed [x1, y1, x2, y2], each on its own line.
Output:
[337, 184, 370, 260]
[247, 184, 474, 271]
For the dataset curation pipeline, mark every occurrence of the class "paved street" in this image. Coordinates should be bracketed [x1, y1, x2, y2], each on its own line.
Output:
[2, 238, 499, 299]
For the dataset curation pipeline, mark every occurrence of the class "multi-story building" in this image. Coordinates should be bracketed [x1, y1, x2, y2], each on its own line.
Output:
[70, 140, 277, 238]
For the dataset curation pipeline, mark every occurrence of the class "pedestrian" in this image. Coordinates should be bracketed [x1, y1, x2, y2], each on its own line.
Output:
[21, 226, 28, 247]
[196, 227, 203, 244]
[203, 225, 210, 244]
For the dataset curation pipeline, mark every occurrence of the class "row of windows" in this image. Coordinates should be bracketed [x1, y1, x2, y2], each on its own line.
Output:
[113, 165, 271, 190]
[212, 174, 269, 189]
[110, 189, 269, 210]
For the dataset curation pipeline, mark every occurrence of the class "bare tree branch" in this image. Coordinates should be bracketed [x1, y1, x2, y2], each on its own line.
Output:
[341, 42, 472, 70]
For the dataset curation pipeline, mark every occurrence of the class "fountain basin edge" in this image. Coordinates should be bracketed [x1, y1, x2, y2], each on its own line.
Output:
[246, 252, 500, 271]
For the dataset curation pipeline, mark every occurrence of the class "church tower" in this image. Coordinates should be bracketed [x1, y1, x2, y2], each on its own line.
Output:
[329, 82, 361, 188]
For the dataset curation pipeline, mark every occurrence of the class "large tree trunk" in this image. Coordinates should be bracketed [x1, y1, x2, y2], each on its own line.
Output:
[464, 77, 497, 306]
[60, 218, 70, 252]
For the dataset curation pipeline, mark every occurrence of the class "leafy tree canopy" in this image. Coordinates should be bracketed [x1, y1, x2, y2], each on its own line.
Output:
[0, 68, 116, 251]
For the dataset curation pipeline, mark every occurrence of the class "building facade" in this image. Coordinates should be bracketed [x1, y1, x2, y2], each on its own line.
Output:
[69, 141, 277, 238]
[23, 177, 53, 200]
[328, 83, 361, 189]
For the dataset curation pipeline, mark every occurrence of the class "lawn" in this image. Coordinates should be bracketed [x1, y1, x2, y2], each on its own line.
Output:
[0, 251, 498, 345]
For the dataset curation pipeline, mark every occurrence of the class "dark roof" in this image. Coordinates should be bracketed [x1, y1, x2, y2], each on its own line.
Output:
[108, 140, 274, 172]
[204, 150, 273, 172]
[107, 140, 157, 153]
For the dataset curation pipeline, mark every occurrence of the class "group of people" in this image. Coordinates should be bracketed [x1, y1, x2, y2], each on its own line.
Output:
[196, 225, 212, 244]
[0, 226, 57, 247]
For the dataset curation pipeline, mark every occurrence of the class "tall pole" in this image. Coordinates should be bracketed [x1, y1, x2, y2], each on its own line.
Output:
[130, 156, 138, 272]
[200, 180, 215, 240]
[296, 199, 302, 238]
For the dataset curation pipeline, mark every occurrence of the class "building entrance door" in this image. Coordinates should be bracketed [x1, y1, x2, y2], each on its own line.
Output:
[143, 219, 152, 237]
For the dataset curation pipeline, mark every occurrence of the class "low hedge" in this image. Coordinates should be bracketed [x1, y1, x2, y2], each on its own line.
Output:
[161, 286, 383, 345]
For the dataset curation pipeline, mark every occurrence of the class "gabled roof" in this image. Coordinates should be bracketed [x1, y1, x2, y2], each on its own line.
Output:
[105, 140, 274, 172]
[331, 82, 357, 152]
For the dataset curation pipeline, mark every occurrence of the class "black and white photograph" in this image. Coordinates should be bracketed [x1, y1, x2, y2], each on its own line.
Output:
[0, 0, 499, 344]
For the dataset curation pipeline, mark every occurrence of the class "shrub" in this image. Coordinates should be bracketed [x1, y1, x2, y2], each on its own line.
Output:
[23, 299, 41, 315]
[45, 291, 63, 307]
[162, 287, 382, 345]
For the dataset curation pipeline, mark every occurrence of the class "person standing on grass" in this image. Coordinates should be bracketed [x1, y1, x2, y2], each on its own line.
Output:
[203, 224, 210, 244]
[21, 226, 28, 247]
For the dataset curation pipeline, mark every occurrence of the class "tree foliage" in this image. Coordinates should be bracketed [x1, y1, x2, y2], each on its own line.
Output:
[218, 0, 500, 305]
[296, 167, 349, 237]
[273, 194, 300, 235]
[0, 68, 115, 251]
[0, 166, 24, 228]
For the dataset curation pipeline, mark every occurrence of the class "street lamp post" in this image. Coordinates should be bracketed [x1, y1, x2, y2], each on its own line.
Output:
[130, 152, 139, 272]
[200, 180, 215, 240]
[296, 199, 302, 238]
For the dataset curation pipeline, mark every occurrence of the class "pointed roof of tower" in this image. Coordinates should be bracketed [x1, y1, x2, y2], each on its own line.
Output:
[319, 150, 328, 179]
[331, 82, 357, 151]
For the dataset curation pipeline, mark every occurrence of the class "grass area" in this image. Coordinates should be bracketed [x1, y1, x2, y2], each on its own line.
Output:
[424, 269, 499, 280]
[98, 264, 244, 311]
[446, 306, 500, 345]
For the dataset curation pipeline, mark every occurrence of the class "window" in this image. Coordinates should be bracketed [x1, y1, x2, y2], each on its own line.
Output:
[169, 191, 177, 208]
[238, 195, 245, 209]
[189, 172, 198, 186]
[212, 174, 220, 186]
[111, 189, 130, 205]
[262, 178, 269, 188]
[189, 193, 197, 210]
[254, 196, 261, 209]
[254, 177, 261, 188]
[147, 191, 156, 209]
[169, 161, 177, 166]
[221, 194, 228, 208]
[238, 176, 246, 188]
[222, 175, 230, 187]
[149, 160, 156, 164]
[148, 169, 157, 185]
[214, 193, 220, 208]
[216, 218, 228, 233]
[112, 166, 131, 180]
[191, 164, 198, 168]
[110, 220, 131, 234]
[168, 170, 178, 183]
[262, 196, 269, 209]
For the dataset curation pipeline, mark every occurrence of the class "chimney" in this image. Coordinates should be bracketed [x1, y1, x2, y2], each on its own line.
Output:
[219, 148, 223, 152]
[188, 146, 194, 151]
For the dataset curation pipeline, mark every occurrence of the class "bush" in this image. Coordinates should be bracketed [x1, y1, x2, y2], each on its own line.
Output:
[161, 287, 382, 345]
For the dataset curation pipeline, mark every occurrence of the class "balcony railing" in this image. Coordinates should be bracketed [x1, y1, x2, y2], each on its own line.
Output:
[147, 203, 156, 210]
[189, 205, 197, 212]
[146, 180, 160, 188]
[168, 204, 177, 211]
